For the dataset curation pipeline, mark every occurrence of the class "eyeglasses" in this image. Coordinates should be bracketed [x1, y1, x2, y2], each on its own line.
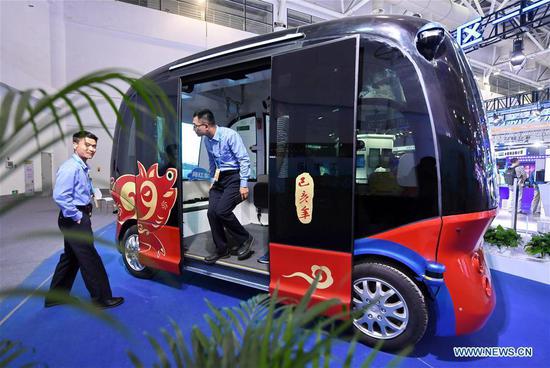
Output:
[193, 123, 207, 130]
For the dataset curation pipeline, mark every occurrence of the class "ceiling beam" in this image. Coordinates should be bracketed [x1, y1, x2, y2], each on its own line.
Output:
[472, 0, 485, 16]
[344, 0, 372, 16]
[489, 0, 497, 14]
[510, 19, 546, 51]
[537, 67, 549, 82]
[470, 58, 544, 88]
[497, 0, 512, 10]
[460, 0, 481, 15]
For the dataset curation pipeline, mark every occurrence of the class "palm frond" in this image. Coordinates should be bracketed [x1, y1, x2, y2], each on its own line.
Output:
[0, 69, 172, 210]
[0, 339, 38, 368]
[128, 280, 377, 368]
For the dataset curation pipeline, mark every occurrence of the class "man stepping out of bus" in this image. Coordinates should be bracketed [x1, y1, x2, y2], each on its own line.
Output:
[193, 109, 254, 264]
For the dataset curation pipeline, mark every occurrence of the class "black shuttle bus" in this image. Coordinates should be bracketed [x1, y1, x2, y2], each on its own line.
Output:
[111, 15, 498, 349]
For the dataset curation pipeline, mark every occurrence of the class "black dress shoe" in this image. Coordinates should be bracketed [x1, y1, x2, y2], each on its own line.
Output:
[237, 235, 254, 261]
[204, 249, 230, 264]
[230, 245, 240, 256]
[94, 297, 124, 309]
[44, 296, 79, 308]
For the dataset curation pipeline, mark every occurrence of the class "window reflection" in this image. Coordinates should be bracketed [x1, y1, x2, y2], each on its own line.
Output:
[355, 40, 438, 238]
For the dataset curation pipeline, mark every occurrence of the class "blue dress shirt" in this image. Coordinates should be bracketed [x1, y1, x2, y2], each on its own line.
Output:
[204, 127, 250, 187]
[53, 154, 93, 221]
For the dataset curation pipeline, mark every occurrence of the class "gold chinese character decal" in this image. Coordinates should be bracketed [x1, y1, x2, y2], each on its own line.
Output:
[295, 172, 314, 224]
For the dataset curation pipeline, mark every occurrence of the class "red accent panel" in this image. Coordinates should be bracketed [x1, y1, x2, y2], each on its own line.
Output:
[371, 217, 441, 261]
[438, 209, 497, 335]
[112, 163, 181, 275]
[138, 225, 180, 274]
[269, 243, 351, 316]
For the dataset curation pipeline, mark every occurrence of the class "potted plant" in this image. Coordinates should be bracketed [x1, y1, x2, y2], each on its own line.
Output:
[483, 225, 522, 254]
[524, 233, 550, 259]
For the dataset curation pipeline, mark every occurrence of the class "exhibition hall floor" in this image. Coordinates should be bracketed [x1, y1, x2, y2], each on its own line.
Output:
[0, 200, 549, 367]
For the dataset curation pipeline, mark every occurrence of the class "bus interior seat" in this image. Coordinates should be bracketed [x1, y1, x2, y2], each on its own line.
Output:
[182, 180, 210, 204]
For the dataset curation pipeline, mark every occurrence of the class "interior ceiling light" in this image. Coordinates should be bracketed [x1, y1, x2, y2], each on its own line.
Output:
[509, 37, 526, 72]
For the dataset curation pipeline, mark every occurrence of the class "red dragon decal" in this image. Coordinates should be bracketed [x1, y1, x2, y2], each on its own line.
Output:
[112, 161, 178, 258]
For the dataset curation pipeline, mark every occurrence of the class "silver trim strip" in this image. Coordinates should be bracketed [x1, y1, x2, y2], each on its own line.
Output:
[168, 33, 305, 71]
[183, 265, 269, 291]
[185, 253, 269, 275]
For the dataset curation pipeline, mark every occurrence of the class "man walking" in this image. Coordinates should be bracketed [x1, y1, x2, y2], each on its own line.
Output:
[193, 109, 254, 264]
[45, 131, 124, 308]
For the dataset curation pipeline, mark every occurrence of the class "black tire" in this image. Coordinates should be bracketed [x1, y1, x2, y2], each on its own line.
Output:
[121, 225, 154, 279]
[352, 262, 428, 351]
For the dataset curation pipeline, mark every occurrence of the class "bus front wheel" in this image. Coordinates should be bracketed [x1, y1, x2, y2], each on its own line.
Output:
[352, 262, 428, 350]
[122, 225, 154, 279]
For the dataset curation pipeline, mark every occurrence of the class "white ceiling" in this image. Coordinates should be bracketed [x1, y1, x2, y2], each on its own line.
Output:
[285, 0, 550, 95]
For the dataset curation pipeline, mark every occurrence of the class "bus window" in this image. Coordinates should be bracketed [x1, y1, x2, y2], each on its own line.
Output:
[434, 37, 498, 215]
[181, 122, 202, 179]
[113, 95, 137, 176]
[180, 67, 271, 185]
[229, 114, 257, 179]
[355, 39, 438, 238]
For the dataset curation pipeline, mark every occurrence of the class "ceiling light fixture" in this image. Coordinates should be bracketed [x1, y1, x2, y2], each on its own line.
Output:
[509, 37, 526, 72]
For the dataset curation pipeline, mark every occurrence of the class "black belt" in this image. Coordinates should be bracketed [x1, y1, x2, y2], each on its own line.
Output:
[76, 204, 93, 214]
[219, 170, 239, 177]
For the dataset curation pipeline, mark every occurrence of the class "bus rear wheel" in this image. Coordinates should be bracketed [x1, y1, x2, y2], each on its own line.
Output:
[122, 225, 154, 279]
[352, 262, 428, 351]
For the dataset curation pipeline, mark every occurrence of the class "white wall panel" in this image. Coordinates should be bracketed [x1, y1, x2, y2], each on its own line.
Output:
[0, 0, 255, 196]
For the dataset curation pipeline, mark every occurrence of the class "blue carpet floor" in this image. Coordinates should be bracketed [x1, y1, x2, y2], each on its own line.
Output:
[1, 223, 549, 367]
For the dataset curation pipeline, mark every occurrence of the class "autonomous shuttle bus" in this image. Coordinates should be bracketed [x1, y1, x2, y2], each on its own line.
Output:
[111, 15, 499, 349]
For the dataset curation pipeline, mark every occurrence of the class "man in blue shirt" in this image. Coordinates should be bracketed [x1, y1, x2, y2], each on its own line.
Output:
[46, 131, 124, 309]
[193, 109, 254, 264]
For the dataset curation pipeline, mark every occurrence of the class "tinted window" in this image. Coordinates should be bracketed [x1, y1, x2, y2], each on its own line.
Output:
[112, 96, 137, 177]
[354, 40, 438, 238]
[433, 38, 498, 215]
[270, 38, 357, 252]
[135, 79, 180, 227]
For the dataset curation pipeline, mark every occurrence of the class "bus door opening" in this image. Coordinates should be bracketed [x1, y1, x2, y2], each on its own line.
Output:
[179, 66, 272, 274]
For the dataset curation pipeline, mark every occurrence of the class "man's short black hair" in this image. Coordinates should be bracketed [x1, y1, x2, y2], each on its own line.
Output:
[73, 131, 98, 144]
[193, 109, 216, 126]
[511, 158, 519, 164]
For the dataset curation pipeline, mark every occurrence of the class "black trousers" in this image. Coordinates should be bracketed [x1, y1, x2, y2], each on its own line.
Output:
[207, 171, 250, 253]
[48, 206, 112, 301]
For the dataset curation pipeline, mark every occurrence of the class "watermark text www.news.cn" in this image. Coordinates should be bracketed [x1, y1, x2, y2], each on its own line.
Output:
[453, 346, 533, 358]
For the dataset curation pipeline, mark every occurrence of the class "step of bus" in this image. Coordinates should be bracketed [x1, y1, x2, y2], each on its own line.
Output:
[182, 257, 270, 291]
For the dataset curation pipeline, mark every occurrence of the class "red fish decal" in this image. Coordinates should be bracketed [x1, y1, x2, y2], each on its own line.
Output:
[112, 161, 178, 258]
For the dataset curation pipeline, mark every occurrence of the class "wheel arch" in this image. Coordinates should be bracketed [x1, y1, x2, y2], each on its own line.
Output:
[118, 219, 137, 253]
[353, 242, 456, 337]
[353, 253, 430, 298]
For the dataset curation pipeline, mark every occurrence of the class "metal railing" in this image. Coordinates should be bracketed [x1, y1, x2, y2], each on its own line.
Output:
[485, 87, 550, 112]
[118, 0, 273, 34]
[287, 8, 325, 28]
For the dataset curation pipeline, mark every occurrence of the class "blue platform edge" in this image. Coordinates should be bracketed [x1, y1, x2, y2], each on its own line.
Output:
[354, 237, 456, 336]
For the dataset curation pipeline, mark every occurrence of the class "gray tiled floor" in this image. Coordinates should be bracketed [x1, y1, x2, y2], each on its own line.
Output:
[184, 223, 270, 272]
[0, 195, 116, 299]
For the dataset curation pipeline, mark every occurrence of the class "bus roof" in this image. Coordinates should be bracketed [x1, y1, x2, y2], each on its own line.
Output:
[145, 15, 434, 80]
